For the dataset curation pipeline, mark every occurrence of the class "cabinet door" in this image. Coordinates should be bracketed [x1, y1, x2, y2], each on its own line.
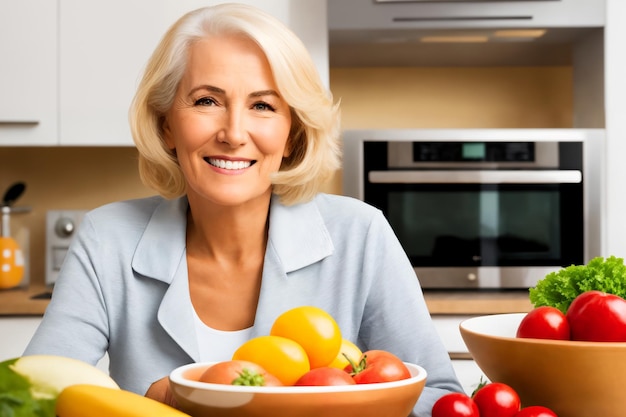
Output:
[0, 0, 58, 145]
[59, 0, 167, 146]
[59, 0, 328, 146]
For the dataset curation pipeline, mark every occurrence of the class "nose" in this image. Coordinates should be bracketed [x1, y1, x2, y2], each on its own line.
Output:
[217, 107, 247, 148]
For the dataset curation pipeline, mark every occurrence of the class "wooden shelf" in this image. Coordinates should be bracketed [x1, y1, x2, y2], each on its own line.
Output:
[0, 285, 51, 316]
[424, 290, 533, 315]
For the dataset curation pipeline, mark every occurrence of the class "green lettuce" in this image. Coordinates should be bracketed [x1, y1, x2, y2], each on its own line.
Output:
[529, 256, 626, 314]
[0, 358, 55, 417]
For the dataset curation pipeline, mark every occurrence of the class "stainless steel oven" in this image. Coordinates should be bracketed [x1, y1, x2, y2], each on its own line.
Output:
[343, 129, 605, 289]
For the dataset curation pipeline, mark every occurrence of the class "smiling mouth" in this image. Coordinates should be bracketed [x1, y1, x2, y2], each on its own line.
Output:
[205, 158, 255, 170]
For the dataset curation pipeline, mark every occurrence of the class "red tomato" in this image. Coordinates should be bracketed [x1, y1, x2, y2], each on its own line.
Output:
[515, 405, 558, 417]
[516, 306, 570, 340]
[472, 382, 521, 417]
[198, 360, 282, 386]
[343, 350, 411, 384]
[294, 367, 356, 386]
[432, 392, 480, 417]
[566, 290, 626, 342]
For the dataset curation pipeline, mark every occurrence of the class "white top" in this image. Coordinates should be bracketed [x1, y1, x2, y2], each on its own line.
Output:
[192, 307, 253, 362]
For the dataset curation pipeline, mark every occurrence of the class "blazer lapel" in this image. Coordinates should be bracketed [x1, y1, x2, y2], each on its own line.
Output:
[131, 197, 200, 361]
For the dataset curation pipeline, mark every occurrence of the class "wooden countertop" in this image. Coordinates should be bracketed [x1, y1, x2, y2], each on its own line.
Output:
[424, 290, 533, 315]
[0, 286, 533, 317]
[0, 285, 51, 316]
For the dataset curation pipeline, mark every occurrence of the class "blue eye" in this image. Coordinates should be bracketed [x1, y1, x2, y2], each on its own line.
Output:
[194, 97, 217, 106]
[253, 102, 275, 111]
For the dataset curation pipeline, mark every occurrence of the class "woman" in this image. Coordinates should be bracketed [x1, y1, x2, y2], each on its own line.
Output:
[24, 3, 463, 415]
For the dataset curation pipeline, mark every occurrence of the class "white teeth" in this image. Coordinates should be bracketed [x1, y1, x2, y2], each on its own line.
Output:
[208, 158, 251, 170]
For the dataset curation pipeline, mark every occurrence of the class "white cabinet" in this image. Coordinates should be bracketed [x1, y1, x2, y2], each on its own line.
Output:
[329, 0, 605, 31]
[0, 317, 41, 360]
[0, 317, 109, 372]
[432, 315, 486, 395]
[58, 0, 168, 146]
[0, 0, 58, 145]
[59, 0, 329, 146]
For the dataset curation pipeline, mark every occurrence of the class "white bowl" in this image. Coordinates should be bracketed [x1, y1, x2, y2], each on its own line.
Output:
[169, 361, 427, 417]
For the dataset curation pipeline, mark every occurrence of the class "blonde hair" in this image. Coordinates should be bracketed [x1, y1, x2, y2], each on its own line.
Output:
[129, 3, 341, 205]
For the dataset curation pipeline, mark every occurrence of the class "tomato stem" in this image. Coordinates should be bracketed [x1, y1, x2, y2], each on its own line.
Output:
[232, 368, 266, 386]
[471, 375, 489, 397]
[344, 353, 367, 376]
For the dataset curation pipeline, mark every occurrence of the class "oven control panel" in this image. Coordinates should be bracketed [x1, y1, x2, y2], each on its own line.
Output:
[45, 210, 87, 287]
[412, 142, 535, 162]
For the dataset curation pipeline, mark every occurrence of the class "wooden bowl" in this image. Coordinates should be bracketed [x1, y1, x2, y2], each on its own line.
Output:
[169, 361, 427, 417]
[460, 313, 626, 417]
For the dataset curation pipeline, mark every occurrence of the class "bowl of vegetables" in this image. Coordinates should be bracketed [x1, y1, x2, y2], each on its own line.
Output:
[460, 256, 626, 417]
[169, 360, 427, 417]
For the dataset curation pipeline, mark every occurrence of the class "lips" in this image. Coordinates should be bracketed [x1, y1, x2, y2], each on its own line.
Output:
[205, 157, 255, 170]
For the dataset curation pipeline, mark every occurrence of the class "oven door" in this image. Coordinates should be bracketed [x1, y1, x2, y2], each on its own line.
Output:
[364, 170, 583, 289]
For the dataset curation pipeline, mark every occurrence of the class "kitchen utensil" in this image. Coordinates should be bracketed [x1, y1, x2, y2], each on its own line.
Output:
[169, 361, 427, 417]
[0, 182, 26, 289]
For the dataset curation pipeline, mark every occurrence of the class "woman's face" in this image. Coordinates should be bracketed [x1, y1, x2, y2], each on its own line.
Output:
[163, 34, 292, 208]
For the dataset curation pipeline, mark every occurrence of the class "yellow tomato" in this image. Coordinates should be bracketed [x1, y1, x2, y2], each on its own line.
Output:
[232, 335, 310, 386]
[270, 306, 342, 369]
[328, 338, 363, 370]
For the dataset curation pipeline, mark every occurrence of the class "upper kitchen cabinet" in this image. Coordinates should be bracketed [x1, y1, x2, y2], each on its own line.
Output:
[0, 0, 58, 145]
[329, 0, 605, 68]
[329, 0, 604, 31]
[59, 0, 328, 146]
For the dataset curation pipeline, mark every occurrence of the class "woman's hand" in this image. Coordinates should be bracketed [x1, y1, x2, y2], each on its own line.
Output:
[145, 376, 178, 408]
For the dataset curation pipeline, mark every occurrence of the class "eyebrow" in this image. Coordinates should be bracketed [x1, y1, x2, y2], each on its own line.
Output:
[188, 85, 280, 99]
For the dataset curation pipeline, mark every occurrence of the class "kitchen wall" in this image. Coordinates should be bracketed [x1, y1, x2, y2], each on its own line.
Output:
[0, 147, 154, 287]
[0, 66, 572, 289]
[328, 65, 573, 191]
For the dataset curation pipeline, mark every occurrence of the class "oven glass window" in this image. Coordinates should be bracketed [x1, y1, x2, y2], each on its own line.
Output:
[384, 186, 578, 267]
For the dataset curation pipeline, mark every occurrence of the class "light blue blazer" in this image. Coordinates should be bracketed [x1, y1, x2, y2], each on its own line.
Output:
[25, 193, 463, 416]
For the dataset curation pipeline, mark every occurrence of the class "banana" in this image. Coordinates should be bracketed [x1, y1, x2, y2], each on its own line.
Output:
[56, 384, 191, 417]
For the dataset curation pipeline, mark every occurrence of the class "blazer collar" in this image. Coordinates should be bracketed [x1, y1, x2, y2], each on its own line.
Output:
[131, 194, 334, 361]
[267, 194, 334, 273]
[132, 195, 335, 282]
[131, 197, 188, 284]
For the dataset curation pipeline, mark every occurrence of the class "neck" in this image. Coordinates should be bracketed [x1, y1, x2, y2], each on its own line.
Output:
[185, 193, 271, 264]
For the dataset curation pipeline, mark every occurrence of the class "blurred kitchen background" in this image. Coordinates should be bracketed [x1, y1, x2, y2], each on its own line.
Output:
[3, 0, 625, 392]
[3, 0, 619, 289]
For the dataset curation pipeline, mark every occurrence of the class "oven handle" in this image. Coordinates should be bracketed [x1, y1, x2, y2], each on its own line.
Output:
[368, 170, 582, 184]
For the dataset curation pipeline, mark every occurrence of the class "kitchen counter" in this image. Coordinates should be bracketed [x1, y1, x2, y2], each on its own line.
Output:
[0, 286, 533, 316]
[424, 290, 533, 315]
[0, 285, 51, 316]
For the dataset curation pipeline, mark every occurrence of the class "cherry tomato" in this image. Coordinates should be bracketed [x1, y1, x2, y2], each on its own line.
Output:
[432, 392, 480, 417]
[566, 290, 626, 342]
[294, 367, 356, 386]
[232, 335, 310, 385]
[515, 405, 558, 417]
[344, 350, 411, 384]
[328, 338, 363, 370]
[516, 306, 570, 340]
[472, 382, 521, 417]
[270, 306, 342, 368]
[198, 360, 282, 386]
